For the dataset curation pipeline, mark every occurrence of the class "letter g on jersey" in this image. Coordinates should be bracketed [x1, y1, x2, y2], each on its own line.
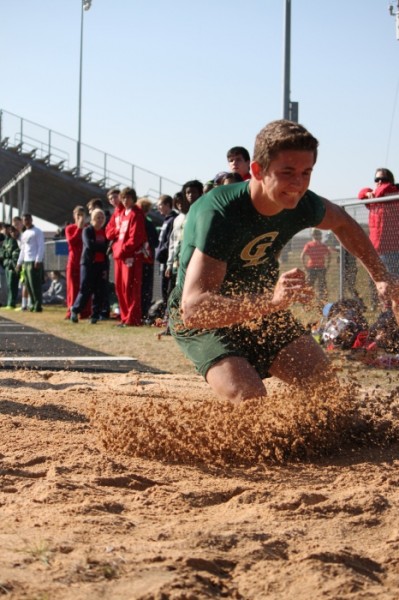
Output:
[240, 232, 279, 267]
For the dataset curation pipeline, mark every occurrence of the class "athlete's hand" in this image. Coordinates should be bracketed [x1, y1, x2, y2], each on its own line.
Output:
[393, 300, 399, 327]
[379, 275, 399, 326]
[271, 268, 314, 311]
[375, 274, 399, 304]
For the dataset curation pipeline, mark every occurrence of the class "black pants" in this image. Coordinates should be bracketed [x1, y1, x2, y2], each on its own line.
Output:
[141, 263, 154, 318]
[72, 262, 108, 319]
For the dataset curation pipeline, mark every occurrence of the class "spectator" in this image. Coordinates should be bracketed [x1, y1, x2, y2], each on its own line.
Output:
[65, 206, 91, 320]
[0, 222, 6, 244]
[86, 197, 104, 214]
[342, 249, 362, 302]
[0, 224, 20, 308]
[223, 172, 244, 185]
[158, 182, 204, 338]
[105, 188, 124, 319]
[0, 222, 7, 307]
[301, 228, 332, 302]
[226, 146, 251, 180]
[42, 270, 67, 305]
[155, 195, 179, 308]
[12, 215, 23, 236]
[16, 214, 45, 313]
[214, 171, 244, 188]
[203, 180, 214, 194]
[358, 168, 399, 309]
[166, 181, 204, 289]
[70, 209, 109, 325]
[136, 198, 159, 320]
[213, 171, 231, 187]
[109, 187, 147, 327]
[11, 216, 29, 311]
[358, 168, 399, 276]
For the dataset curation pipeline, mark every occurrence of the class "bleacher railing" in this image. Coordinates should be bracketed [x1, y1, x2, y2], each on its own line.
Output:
[0, 109, 181, 199]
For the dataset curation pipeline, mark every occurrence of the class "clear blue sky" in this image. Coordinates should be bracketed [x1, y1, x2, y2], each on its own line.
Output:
[2, 0, 399, 223]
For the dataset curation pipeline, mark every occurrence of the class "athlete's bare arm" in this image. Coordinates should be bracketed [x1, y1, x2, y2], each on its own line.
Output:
[181, 249, 313, 330]
[318, 199, 399, 305]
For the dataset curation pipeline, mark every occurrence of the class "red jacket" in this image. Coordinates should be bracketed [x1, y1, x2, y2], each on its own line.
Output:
[111, 206, 147, 261]
[358, 183, 399, 253]
[65, 223, 85, 269]
[105, 203, 124, 242]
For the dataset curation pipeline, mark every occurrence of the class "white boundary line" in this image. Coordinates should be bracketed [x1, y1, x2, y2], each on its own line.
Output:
[0, 332, 47, 335]
[0, 356, 137, 362]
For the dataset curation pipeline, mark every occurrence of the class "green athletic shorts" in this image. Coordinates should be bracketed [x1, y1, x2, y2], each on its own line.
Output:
[168, 287, 306, 380]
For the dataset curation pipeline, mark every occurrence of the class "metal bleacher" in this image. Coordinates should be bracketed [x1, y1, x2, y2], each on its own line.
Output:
[0, 109, 181, 226]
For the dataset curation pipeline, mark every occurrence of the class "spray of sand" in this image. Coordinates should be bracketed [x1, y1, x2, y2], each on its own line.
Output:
[89, 378, 399, 466]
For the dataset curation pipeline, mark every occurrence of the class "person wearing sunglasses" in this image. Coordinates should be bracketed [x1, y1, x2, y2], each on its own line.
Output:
[358, 168, 399, 308]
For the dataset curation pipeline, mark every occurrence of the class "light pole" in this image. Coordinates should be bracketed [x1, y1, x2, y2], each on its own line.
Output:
[282, 0, 298, 122]
[77, 0, 92, 176]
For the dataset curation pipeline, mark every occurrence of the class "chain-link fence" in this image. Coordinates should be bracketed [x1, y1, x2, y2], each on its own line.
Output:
[281, 195, 399, 317]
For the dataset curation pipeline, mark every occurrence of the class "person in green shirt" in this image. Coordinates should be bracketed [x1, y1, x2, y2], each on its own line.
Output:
[0, 225, 20, 308]
[169, 119, 399, 403]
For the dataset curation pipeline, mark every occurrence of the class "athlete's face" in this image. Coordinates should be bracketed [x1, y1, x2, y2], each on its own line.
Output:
[251, 150, 315, 214]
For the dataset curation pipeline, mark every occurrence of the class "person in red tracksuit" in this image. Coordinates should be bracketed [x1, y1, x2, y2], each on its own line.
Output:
[105, 188, 124, 318]
[110, 187, 147, 327]
[65, 205, 91, 319]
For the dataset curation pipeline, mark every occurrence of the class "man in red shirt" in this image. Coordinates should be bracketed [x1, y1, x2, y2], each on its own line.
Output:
[301, 228, 332, 302]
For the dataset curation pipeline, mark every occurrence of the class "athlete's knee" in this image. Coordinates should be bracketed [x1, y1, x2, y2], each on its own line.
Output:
[205, 357, 267, 403]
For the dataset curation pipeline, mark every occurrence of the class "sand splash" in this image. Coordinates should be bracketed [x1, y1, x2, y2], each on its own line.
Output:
[89, 380, 399, 466]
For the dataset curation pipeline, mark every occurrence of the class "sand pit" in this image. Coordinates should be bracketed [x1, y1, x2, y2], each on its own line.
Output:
[1, 367, 399, 599]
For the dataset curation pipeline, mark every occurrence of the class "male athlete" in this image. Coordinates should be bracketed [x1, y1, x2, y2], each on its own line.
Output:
[169, 120, 399, 402]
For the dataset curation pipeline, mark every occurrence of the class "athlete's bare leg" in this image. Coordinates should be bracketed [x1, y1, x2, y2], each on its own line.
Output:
[206, 356, 266, 403]
[206, 334, 333, 403]
[269, 333, 334, 387]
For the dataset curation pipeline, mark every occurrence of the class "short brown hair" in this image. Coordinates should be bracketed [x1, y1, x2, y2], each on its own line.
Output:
[120, 187, 137, 203]
[86, 198, 103, 212]
[253, 120, 318, 171]
[107, 187, 120, 198]
[157, 194, 173, 208]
